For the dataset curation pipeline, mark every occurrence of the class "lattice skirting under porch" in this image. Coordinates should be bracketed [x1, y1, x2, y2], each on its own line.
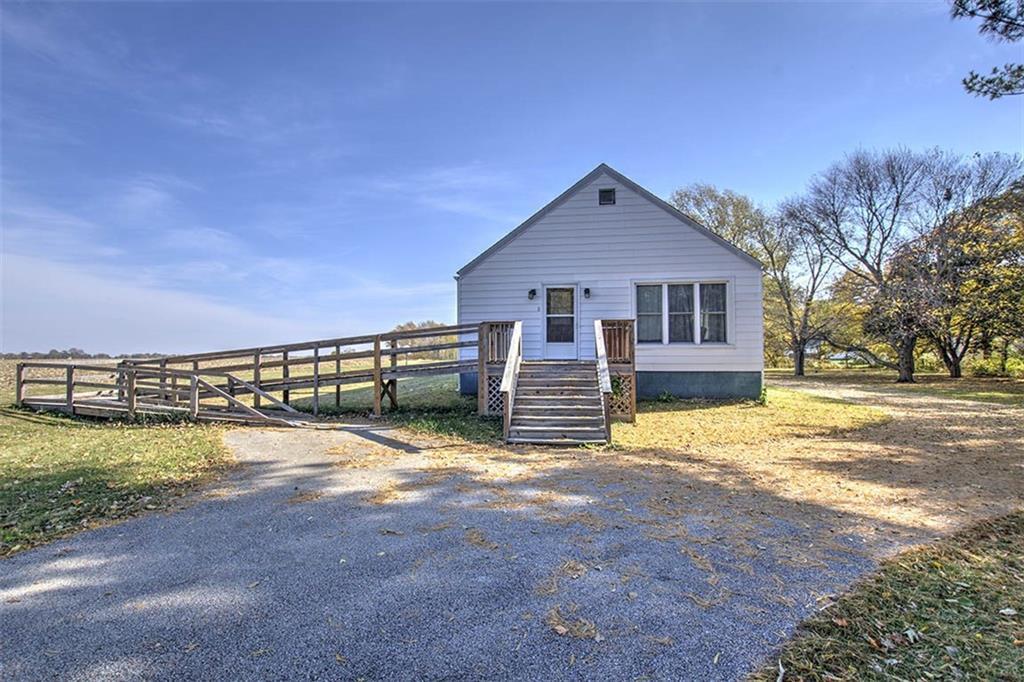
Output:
[485, 374, 503, 416]
[608, 370, 636, 421]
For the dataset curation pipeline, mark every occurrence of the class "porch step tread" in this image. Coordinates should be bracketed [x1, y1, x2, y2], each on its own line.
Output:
[506, 360, 608, 445]
[508, 437, 606, 445]
[509, 425, 607, 433]
[513, 414, 604, 420]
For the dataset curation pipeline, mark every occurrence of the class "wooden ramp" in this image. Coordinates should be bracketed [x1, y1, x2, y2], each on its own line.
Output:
[15, 320, 638, 439]
[15, 323, 516, 426]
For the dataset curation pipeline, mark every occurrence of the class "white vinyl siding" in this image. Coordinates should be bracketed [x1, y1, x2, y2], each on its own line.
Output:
[457, 171, 764, 373]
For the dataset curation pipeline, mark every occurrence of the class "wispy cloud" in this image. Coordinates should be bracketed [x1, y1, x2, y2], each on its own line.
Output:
[368, 164, 522, 223]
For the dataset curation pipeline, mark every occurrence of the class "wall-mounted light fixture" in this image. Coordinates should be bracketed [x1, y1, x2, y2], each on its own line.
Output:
[583, 288, 591, 299]
[528, 289, 536, 300]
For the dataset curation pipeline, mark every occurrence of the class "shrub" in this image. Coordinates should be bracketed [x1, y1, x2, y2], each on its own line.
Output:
[965, 356, 1024, 379]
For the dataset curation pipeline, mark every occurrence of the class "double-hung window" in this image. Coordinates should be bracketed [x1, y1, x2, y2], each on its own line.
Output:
[636, 285, 663, 343]
[700, 283, 727, 343]
[634, 282, 727, 345]
[668, 284, 694, 343]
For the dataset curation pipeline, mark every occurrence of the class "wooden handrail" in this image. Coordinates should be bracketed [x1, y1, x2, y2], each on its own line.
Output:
[499, 321, 523, 439]
[594, 320, 613, 394]
[595, 320, 614, 442]
[125, 323, 479, 365]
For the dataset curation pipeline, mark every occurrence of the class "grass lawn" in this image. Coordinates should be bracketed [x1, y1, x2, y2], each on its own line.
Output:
[768, 367, 1024, 407]
[612, 387, 887, 450]
[0, 359, 230, 556]
[755, 511, 1024, 681]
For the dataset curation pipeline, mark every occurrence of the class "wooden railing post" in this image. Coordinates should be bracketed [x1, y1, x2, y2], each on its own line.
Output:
[282, 350, 290, 405]
[477, 322, 489, 415]
[388, 339, 398, 409]
[253, 352, 262, 409]
[15, 363, 25, 407]
[312, 344, 320, 417]
[334, 344, 341, 408]
[65, 365, 75, 412]
[126, 370, 137, 418]
[189, 375, 199, 419]
[159, 359, 168, 402]
[373, 335, 382, 417]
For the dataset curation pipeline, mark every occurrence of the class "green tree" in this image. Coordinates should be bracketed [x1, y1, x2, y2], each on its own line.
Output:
[952, 0, 1024, 98]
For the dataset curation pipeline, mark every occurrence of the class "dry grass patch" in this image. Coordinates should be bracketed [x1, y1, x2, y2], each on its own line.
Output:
[285, 489, 323, 505]
[545, 604, 601, 640]
[612, 387, 888, 451]
[464, 527, 499, 550]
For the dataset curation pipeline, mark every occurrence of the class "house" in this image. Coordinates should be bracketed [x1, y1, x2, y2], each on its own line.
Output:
[456, 163, 764, 400]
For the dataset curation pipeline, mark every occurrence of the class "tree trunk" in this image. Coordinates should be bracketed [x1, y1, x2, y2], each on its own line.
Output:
[793, 343, 806, 377]
[1000, 338, 1010, 375]
[896, 335, 917, 383]
[937, 343, 960, 379]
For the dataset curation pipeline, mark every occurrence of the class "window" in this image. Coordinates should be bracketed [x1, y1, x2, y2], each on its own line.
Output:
[635, 282, 727, 345]
[700, 283, 727, 343]
[598, 188, 616, 205]
[668, 284, 694, 343]
[636, 285, 662, 343]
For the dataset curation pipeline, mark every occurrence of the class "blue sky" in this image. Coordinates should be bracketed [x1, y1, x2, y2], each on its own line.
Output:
[2, 1, 1021, 353]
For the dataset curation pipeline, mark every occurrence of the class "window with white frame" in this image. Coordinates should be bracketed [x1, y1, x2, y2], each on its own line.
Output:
[634, 282, 727, 345]
[668, 284, 694, 343]
[700, 283, 727, 343]
[636, 285, 663, 343]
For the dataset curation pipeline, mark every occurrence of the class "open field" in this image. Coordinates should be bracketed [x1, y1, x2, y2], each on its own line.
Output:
[0, 360, 230, 556]
[767, 367, 1024, 407]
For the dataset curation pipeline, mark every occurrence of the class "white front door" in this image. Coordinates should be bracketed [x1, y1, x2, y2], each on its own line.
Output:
[543, 285, 578, 360]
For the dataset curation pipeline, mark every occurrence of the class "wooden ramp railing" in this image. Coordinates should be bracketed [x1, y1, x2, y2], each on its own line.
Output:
[16, 322, 520, 424]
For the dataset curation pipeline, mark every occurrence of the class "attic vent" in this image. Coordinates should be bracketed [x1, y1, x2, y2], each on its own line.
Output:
[598, 188, 616, 205]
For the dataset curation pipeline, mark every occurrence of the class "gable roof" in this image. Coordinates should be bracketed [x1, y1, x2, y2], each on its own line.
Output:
[455, 163, 763, 278]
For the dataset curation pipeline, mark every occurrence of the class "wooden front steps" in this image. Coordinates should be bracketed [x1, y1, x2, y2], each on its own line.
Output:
[507, 361, 608, 445]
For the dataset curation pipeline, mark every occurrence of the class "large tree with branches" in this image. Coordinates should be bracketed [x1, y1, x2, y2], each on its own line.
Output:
[788, 149, 928, 381]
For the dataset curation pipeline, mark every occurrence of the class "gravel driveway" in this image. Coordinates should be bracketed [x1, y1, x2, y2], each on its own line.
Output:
[0, 414, 941, 681]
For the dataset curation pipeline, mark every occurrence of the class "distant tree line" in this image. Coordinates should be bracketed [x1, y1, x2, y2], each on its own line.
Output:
[388, 321, 458, 360]
[672, 148, 1024, 382]
[1, 349, 164, 360]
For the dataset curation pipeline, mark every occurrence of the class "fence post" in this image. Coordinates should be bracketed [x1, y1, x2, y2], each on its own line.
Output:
[312, 344, 320, 417]
[334, 344, 341, 408]
[282, 350, 290, 405]
[253, 352, 262, 409]
[15, 363, 25, 407]
[189, 375, 199, 419]
[65, 365, 75, 413]
[126, 370, 137, 418]
[477, 322, 489, 415]
[159, 359, 168, 402]
[373, 335, 382, 417]
[388, 338, 398, 409]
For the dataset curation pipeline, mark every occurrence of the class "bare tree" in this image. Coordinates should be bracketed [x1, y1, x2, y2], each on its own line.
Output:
[755, 211, 832, 375]
[789, 149, 928, 382]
